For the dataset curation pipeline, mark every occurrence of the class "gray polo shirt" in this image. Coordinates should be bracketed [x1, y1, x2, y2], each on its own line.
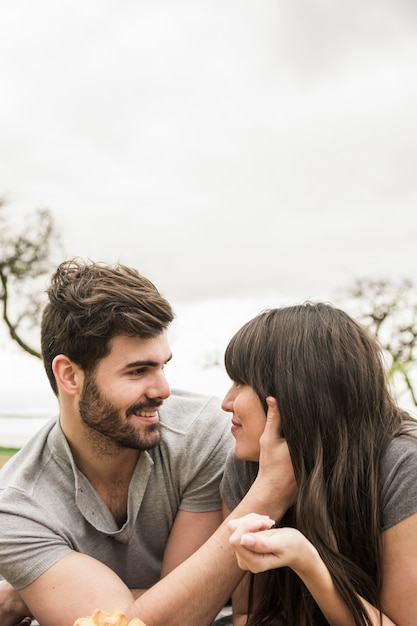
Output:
[0, 389, 233, 590]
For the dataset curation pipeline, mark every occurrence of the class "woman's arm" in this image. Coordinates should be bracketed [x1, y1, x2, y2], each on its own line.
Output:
[380, 511, 417, 625]
[230, 571, 270, 626]
[230, 572, 250, 626]
[228, 514, 397, 626]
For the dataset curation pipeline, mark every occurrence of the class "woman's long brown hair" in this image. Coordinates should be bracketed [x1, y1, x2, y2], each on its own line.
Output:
[224, 302, 412, 626]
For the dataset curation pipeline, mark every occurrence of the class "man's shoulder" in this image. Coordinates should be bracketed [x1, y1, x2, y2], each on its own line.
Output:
[161, 388, 226, 421]
[159, 388, 230, 436]
[155, 389, 233, 480]
[0, 418, 58, 490]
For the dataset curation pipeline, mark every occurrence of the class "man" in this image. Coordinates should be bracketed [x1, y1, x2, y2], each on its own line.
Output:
[0, 259, 232, 625]
[0, 260, 296, 626]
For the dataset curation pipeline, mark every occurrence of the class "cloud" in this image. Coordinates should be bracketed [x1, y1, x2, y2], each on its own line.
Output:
[0, 0, 416, 302]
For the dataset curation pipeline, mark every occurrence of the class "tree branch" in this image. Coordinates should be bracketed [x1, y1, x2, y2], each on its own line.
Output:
[0, 270, 41, 359]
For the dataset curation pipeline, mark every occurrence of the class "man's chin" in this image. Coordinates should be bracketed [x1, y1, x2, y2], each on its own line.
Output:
[140, 432, 161, 450]
[124, 429, 161, 451]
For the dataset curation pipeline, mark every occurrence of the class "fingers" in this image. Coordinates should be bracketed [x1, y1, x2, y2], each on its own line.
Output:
[228, 514, 275, 568]
[229, 527, 279, 574]
[228, 513, 275, 535]
[230, 528, 281, 574]
[265, 396, 280, 424]
[240, 532, 260, 548]
[239, 529, 276, 551]
[261, 396, 281, 442]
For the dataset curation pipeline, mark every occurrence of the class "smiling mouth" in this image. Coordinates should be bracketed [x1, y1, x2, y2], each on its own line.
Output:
[135, 410, 158, 418]
[128, 402, 162, 419]
[127, 408, 160, 423]
[231, 420, 242, 435]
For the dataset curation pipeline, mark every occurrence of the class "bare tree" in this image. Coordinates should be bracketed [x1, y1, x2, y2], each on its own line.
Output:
[0, 198, 61, 358]
[342, 278, 417, 407]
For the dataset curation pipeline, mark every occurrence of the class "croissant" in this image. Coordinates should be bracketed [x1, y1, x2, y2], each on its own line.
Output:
[73, 608, 146, 626]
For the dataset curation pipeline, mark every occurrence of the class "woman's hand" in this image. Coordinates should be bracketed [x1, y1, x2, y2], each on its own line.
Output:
[228, 513, 311, 574]
[228, 515, 398, 626]
[253, 397, 298, 515]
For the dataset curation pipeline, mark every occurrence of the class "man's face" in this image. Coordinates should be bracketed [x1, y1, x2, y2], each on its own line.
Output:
[78, 332, 172, 452]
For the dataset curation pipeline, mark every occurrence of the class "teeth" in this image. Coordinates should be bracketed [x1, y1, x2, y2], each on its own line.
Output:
[137, 411, 157, 417]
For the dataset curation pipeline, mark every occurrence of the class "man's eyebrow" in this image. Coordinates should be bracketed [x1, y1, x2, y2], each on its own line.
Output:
[125, 354, 173, 368]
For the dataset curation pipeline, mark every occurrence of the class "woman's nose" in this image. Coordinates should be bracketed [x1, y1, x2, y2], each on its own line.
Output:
[221, 386, 236, 412]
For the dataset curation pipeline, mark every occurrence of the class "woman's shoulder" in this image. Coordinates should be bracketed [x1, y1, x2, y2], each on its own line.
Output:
[221, 453, 259, 510]
[380, 419, 417, 530]
[384, 419, 417, 459]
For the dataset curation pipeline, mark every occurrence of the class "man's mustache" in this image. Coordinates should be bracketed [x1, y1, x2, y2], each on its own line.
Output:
[127, 400, 163, 417]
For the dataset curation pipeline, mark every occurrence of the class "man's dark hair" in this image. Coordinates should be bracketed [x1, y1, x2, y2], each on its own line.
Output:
[41, 259, 174, 394]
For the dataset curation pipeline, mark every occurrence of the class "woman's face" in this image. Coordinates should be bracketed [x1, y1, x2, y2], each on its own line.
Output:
[222, 382, 266, 461]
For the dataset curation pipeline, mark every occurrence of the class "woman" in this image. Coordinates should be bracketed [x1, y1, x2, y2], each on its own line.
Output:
[220, 302, 417, 626]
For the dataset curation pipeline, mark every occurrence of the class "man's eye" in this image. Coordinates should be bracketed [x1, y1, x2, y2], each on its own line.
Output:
[130, 368, 146, 376]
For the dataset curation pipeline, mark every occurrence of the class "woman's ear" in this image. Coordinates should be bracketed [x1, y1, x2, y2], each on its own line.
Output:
[52, 355, 84, 396]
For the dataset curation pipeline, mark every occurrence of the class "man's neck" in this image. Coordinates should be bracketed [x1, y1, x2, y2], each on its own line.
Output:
[59, 409, 140, 491]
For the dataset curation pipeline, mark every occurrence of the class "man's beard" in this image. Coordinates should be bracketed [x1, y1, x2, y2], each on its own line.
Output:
[78, 374, 161, 454]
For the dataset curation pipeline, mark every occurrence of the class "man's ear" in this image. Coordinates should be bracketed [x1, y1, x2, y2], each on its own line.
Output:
[52, 355, 84, 396]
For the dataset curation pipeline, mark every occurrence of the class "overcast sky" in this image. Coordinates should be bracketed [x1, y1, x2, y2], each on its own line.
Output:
[1, 0, 417, 307]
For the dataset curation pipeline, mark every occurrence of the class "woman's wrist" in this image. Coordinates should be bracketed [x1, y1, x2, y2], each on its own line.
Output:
[289, 535, 327, 583]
